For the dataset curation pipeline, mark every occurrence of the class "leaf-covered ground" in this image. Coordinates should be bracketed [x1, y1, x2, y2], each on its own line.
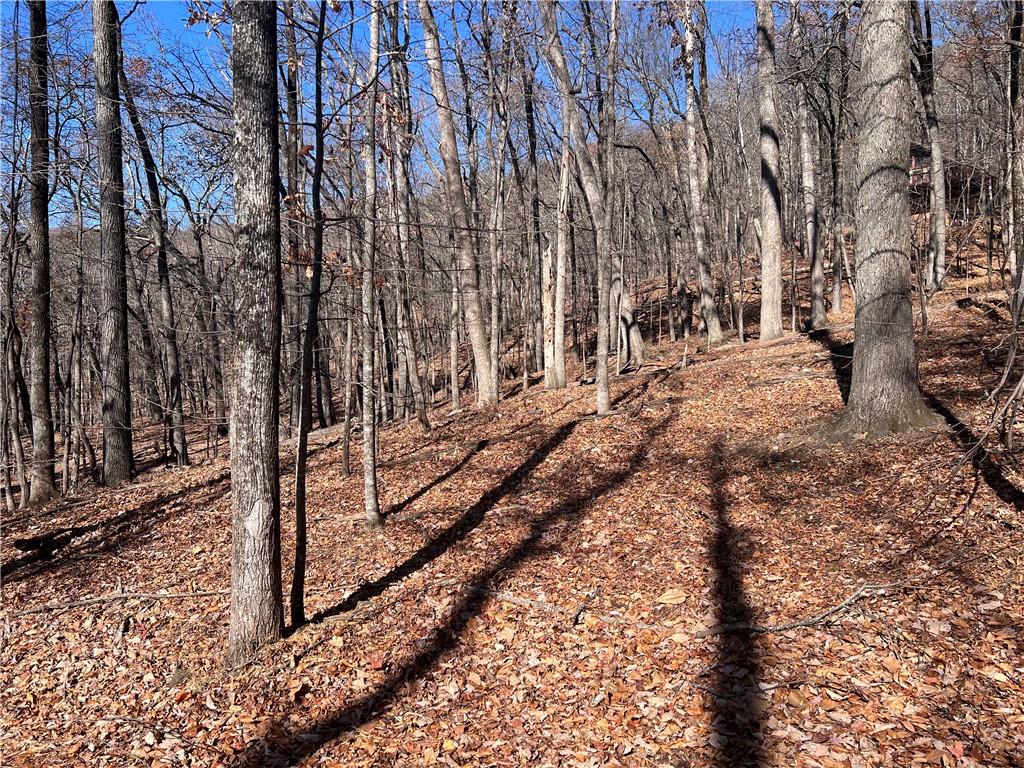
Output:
[3, 281, 1022, 767]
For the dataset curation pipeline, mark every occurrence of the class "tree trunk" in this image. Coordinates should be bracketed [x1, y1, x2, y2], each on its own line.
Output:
[684, 0, 722, 345]
[92, 0, 134, 484]
[792, 2, 825, 329]
[226, 0, 284, 667]
[552, 111, 570, 389]
[361, 0, 383, 527]
[117, 24, 187, 466]
[419, 0, 495, 405]
[385, 8, 430, 430]
[910, 0, 946, 292]
[449, 275, 461, 410]
[27, 0, 55, 504]
[541, 0, 614, 414]
[290, 0, 328, 630]
[839, 0, 932, 436]
[756, 0, 784, 342]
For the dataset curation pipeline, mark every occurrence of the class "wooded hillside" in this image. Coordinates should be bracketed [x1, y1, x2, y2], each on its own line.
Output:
[1, 1, 1023, 766]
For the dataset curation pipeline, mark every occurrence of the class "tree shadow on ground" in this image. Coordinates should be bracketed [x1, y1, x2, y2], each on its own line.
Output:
[308, 419, 580, 625]
[1, 472, 231, 584]
[706, 437, 765, 768]
[808, 328, 853, 404]
[923, 393, 1024, 512]
[383, 439, 489, 521]
[237, 411, 670, 767]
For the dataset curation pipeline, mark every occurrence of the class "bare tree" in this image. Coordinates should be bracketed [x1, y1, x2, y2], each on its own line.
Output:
[790, 0, 825, 329]
[839, 0, 932, 436]
[756, 0, 783, 341]
[27, 0, 55, 503]
[541, 0, 616, 414]
[93, 0, 134, 484]
[226, 0, 284, 666]
[291, 0, 328, 629]
[362, 0, 383, 526]
[910, 0, 946, 292]
[419, 0, 496, 405]
[683, 0, 722, 344]
[117, 21, 188, 466]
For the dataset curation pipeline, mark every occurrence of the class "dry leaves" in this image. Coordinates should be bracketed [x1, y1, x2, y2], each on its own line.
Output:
[2, 278, 1023, 767]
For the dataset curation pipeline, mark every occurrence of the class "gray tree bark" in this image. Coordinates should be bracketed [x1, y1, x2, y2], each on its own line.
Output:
[117, 24, 188, 466]
[27, 0, 55, 504]
[910, 0, 946, 292]
[839, 0, 932, 436]
[361, 0, 383, 527]
[791, 2, 825, 329]
[683, 0, 722, 345]
[419, 0, 495, 405]
[540, 0, 613, 414]
[92, 0, 134, 484]
[226, 0, 284, 667]
[756, 0, 784, 341]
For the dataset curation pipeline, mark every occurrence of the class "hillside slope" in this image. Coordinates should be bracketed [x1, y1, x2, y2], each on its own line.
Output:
[2, 281, 1022, 767]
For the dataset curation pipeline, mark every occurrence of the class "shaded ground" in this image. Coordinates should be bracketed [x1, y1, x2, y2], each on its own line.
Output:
[2, 280, 1022, 767]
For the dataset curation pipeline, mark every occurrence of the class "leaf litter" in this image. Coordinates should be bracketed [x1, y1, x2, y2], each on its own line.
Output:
[2, 282, 1022, 767]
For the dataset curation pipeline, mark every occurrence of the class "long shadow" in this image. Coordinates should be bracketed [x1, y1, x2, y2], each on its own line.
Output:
[383, 439, 488, 520]
[808, 328, 853, 404]
[239, 413, 669, 767]
[923, 393, 1024, 511]
[1, 471, 231, 583]
[3, 438, 342, 588]
[309, 419, 580, 624]
[707, 438, 764, 768]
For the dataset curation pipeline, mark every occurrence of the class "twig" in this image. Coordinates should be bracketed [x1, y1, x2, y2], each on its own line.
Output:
[12, 590, 227, 617]
[570, 588, 599, 626]
[694, 582, 890, 639]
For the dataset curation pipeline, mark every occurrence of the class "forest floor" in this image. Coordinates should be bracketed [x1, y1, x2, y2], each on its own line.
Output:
[2, 276, 1023, 767]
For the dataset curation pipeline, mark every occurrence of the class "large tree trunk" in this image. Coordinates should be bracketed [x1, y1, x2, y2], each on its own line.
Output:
[27, 0, 55, 504]
[226, 0, 284, 667]
[92, 0, 134, 485]
[419, 0, 495, 405]
[755, 0, 784, 342]
[683, 0, 722, 345]
[117, 24, 187, 466]
[839, 0, 932, 436]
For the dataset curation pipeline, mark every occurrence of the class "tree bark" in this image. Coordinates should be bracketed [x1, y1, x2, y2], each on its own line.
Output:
[27, 0, 55, 504]
[910, 0, 946, 292]
[792, 2, 825, 329]
[361, 0, 383, 527]
[117, 24, 188, 466]
[756, 0, 784, 342]
[92, 0, 134, 484]
[226, 0, 284, 667]
[839, 0, 932, 436]
[683, 0, 722, 345]
[291, 0, 328, 630]
[419, 0, 495, 405]
[540, 0, 613, 414]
